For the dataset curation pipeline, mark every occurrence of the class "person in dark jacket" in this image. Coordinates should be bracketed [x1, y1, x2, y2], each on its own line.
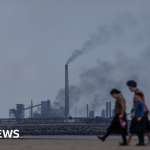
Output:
[133, 93, 146, 146]
[97, 89, 127, 146]
[126, 80, 150, 145]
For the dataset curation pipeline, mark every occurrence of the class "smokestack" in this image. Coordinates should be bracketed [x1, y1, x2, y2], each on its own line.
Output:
[87, 104, 88, 118]
[31, 100, 33, 118]
[65, 64, 69, 116]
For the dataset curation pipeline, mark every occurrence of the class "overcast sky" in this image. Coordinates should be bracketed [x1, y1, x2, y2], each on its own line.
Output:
[0, 0, 150, 118]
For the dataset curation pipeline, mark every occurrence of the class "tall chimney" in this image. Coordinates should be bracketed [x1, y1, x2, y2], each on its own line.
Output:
[87, 104, 88, 118]
[31, 100, 33, 118]
[65, 64, 69, 116]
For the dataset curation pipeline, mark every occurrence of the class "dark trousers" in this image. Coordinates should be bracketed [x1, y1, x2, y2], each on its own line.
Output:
[137, 132, 144, 144]
[102, 130, 127, 143]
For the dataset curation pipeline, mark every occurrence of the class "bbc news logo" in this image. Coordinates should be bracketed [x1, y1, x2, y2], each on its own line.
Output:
[0, 130, 19, 138]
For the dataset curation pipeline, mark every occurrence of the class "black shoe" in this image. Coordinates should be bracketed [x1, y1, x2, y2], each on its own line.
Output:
[97, 135, 105, 142]
[119, 142, 128, 146]
[136, 143, 145, 146]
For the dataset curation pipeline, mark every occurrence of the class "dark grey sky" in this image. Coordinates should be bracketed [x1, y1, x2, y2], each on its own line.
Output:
[0, 0, 150, 117]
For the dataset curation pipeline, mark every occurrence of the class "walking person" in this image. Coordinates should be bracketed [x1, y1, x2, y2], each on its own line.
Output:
[133, 93, 146, 146]
[97, 89, 128, 146]
[126, 80, 150, 145]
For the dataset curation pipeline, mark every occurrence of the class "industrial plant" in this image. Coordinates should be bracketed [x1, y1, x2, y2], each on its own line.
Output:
[9, 100, 65, 119]
[4, 64, 116, 125]
[8, 64, 69, 120]
[0, 62, 131, 139]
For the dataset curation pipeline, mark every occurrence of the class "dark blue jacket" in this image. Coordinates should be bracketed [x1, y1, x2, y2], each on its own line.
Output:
[135, 101, 145, 119]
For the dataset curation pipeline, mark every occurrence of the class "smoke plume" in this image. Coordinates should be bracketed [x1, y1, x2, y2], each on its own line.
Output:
[66, 26, 111, 64]
[54, 85, 82, 109]
[66, 13, 137, 64]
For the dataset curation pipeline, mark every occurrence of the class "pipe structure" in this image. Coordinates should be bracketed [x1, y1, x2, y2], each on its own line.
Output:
[23, 104, 41, 110]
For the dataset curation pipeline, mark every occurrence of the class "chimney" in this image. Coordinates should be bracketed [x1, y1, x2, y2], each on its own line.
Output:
[65, 64, 69, 116]
[87, 104, 88, 118]
[31, 100, 33, 118]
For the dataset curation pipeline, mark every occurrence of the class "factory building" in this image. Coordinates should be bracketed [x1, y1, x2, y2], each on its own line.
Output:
[89, 111, 94, 118]
[9, 100, 65, 119]
[101, 109, 105, 118]
[16, 104, 25, 118]
[9, 104, 24, 118]
[9, 109, 17, 118]
[41, 100, 65, 118]
[41, 100, 51, 118]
